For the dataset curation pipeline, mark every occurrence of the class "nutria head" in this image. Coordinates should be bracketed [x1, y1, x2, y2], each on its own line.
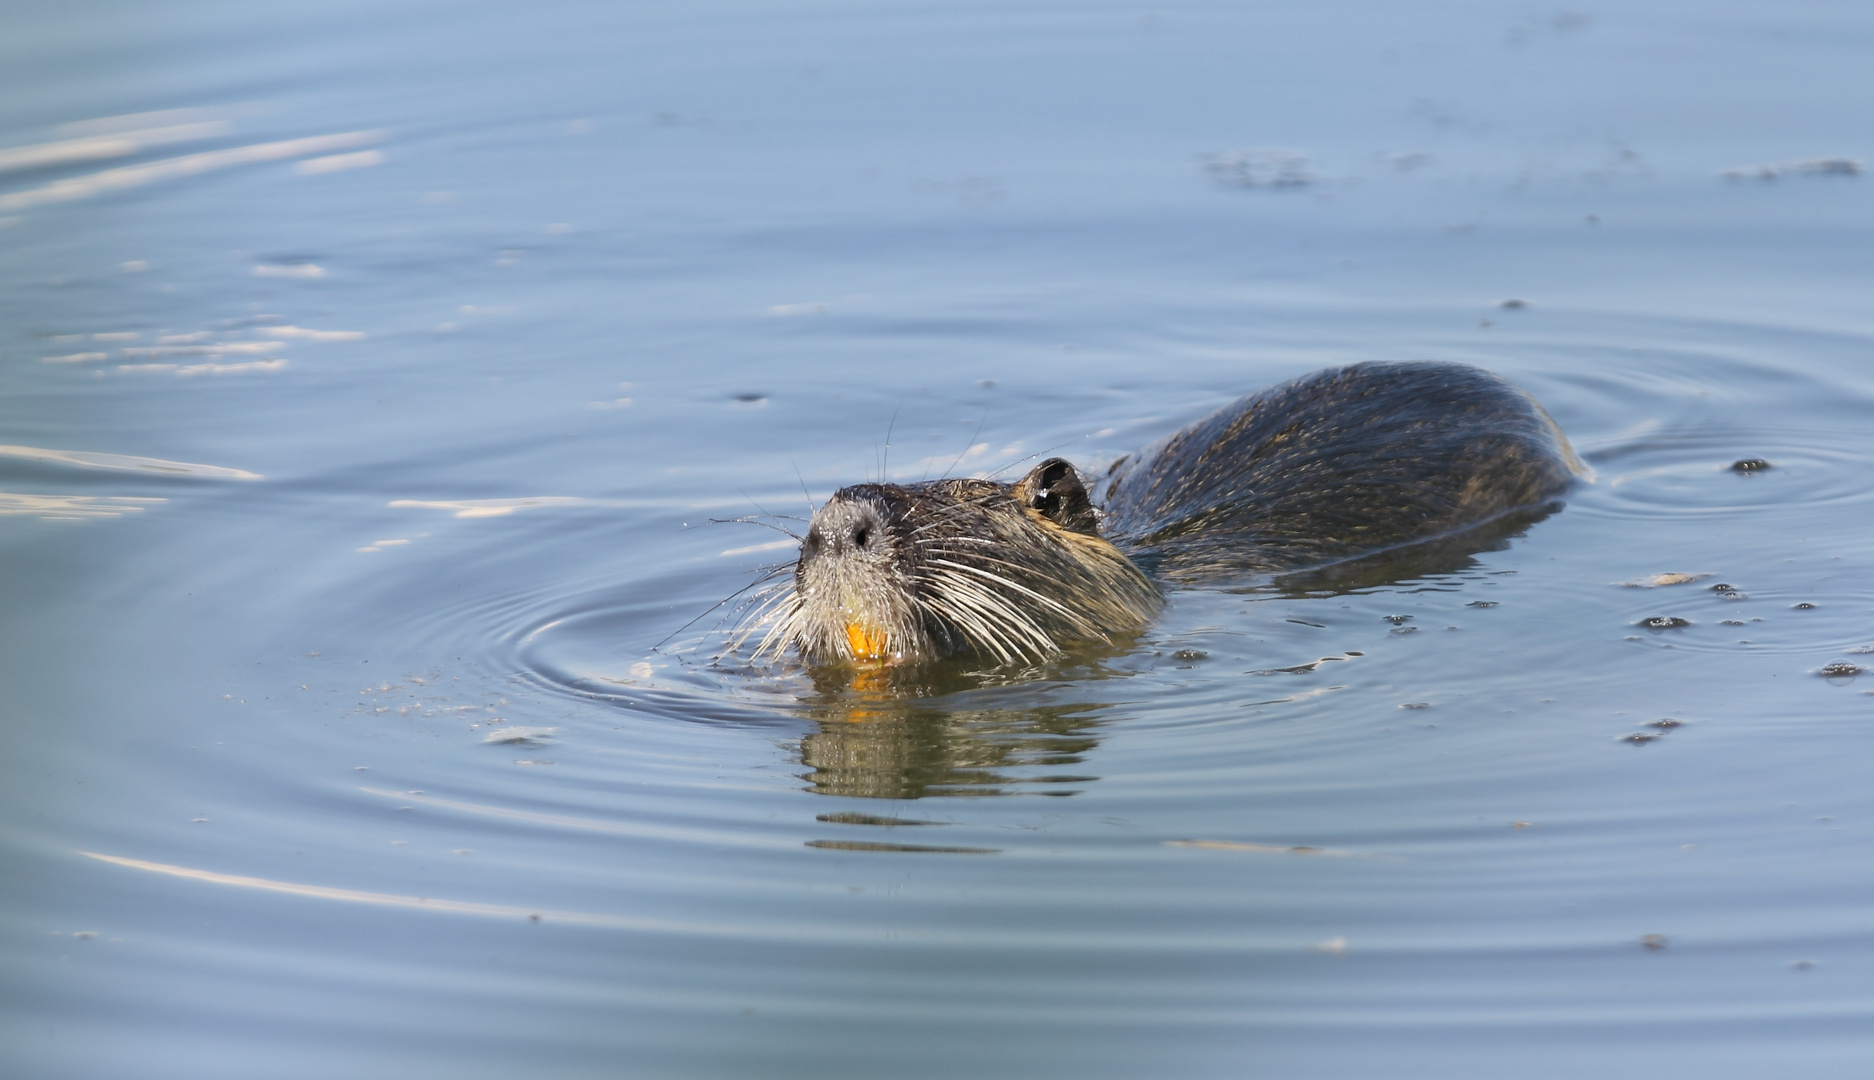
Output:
[740, 458, 1161, 666]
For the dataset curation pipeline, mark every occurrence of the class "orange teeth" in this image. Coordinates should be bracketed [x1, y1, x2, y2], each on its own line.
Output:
[843, 622, 889, 662]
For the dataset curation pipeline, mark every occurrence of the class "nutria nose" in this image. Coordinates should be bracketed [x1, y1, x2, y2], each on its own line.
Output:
[804, 490, 890, 560]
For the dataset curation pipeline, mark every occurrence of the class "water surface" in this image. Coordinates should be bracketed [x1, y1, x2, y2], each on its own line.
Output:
[5, 2, 1874, 1077]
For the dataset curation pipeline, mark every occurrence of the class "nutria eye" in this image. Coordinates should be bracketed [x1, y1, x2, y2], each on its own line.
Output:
[854, 526, 870, 548]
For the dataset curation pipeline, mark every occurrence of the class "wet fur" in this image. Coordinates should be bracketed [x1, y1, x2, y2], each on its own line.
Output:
[738, 361, 1582, 665]
[1099, 361, 1583, 583]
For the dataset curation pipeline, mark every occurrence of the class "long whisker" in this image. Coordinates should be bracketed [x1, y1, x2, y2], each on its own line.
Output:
[924, 557, 1099, 634]
[922, 569, 1055, 660]
[980, 436, 1082, 482]
[793, 460, 816, 518]
[880, 403, 901, 483]
[935, 409, 989, 481]
[708, 515, 804, 540]
[733, 491, 806, 540]
[655, 562, 794, 654]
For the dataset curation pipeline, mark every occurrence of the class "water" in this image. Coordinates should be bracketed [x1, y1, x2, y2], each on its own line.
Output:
[5, 1, 1874, 1076]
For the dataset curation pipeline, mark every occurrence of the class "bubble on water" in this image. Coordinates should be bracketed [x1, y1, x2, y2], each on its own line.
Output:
[1382, 615, 1413, 624]
[1623, 732, 1660, 744]
[1647, 719, 1685, 729]
[1465, 600, 1497, 608]
[1818, 661, 1862, 678]
[1793, 602, 1817, 610]
[1729, 458, 1771, 472]
[1171, 649, 1208, 663]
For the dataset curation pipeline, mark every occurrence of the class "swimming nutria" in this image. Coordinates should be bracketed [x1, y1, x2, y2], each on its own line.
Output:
[740, 361, 1583, 666]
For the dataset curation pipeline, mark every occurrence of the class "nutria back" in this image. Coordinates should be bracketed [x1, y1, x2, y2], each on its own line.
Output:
[1098, 361, 1583, 583]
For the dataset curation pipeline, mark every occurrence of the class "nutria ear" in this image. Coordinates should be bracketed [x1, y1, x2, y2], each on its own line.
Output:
[1014, 458, 1100, 535]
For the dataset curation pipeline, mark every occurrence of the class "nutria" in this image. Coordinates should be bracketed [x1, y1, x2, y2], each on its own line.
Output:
[738, 361, 1583, 666]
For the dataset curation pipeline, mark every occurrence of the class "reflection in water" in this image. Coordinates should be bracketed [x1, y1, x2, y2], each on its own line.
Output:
[783, 511, 1570, 800]
[0, 130, 386, 211]
[0, 493, 165, 519]
[785, 512, 1565, 800]
[80, 851, 741, 933]
[1267, 504, 1559, 596]
[798, 665, 1109, 799]
[0, 444, 262, 479]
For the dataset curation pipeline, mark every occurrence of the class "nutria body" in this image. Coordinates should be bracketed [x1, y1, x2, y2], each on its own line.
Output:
[744, 361, 1582, 666]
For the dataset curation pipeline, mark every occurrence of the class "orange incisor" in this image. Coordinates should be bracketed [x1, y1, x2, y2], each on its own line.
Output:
[843, 621, 889, 662]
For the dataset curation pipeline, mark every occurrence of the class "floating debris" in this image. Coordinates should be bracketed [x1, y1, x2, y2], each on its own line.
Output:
[1720, 158, 1860, 182]
[1166, 840, 1356, 857]
[482, 725, 556, 745]
[804, 840, 997, 854]
[1201, 148, 1320, 189]
[1619, 573, 1710, 588]
[1639, 616, 1691, 630]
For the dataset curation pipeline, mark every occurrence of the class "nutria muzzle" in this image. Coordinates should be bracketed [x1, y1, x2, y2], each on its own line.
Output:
[748, 464, 1163, 666]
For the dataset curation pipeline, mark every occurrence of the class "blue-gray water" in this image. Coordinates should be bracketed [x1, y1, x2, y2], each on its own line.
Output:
[5, 2, 1874, 1077]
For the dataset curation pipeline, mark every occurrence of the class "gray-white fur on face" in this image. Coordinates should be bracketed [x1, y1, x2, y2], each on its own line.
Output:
[734, 461, 1163, 666]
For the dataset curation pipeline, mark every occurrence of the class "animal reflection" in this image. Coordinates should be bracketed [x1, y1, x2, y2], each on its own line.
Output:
[798, 671, 1109, 799]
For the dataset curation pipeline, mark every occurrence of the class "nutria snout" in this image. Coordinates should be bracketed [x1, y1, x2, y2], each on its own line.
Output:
[736, 361, 1582, 666]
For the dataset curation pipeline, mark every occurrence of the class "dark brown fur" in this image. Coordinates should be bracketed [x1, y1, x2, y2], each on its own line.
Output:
[738, 361, 1581, 665]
